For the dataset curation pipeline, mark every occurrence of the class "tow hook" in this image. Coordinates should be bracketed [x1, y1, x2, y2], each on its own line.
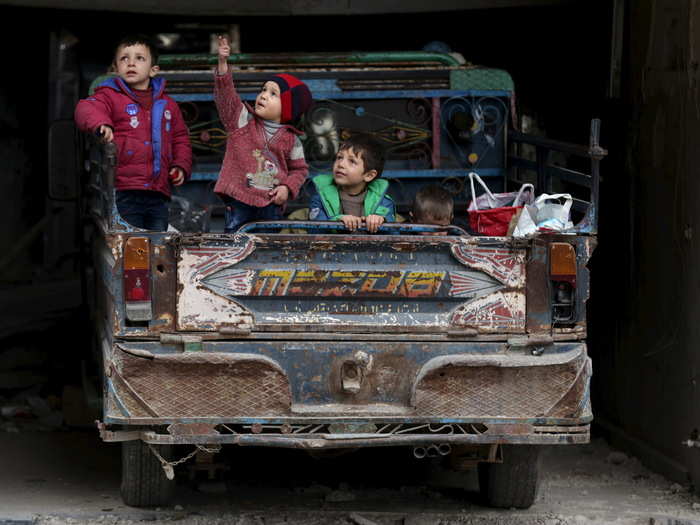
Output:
[341, 351, 372, 394]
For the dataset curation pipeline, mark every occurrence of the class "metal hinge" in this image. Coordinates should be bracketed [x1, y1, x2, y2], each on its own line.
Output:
[507, 333, 554, 352]
[159, 333, 203, 352]
[507, 333, 554, 345]
[218, 323, 252, 337]
[446, 327, 479, 338]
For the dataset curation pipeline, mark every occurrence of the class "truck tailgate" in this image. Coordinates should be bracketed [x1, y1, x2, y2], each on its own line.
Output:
[175, 233, 527, 334]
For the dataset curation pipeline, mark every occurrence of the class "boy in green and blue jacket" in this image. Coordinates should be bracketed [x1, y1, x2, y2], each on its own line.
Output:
[309, 134, 395, 232]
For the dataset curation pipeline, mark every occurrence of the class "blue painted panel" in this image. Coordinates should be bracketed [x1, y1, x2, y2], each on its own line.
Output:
[305, 79, 341, 93]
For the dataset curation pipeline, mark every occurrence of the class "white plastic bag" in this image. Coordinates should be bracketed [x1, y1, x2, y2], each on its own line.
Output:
[533, 193, 573, 231]
[512, 204, 538, 237]
[512, 193, 573, 236]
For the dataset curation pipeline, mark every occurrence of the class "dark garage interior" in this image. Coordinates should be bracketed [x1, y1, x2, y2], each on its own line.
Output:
[1, 0, 699, 520]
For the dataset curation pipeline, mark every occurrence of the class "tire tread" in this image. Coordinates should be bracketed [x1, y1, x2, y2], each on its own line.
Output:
[121, 441, 174, 507]
[478, 445, 540, 509]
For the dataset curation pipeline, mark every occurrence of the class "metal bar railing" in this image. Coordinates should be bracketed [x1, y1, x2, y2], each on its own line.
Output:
[237, 220, 469, 236]
[508, 118, 606, 234]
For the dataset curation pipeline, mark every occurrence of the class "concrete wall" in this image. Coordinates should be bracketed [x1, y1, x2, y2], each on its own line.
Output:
[593, 0, 700, 487]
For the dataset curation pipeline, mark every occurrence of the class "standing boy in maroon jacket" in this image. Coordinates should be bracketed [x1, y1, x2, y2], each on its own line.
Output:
[214, 36, 312, 233]
[75, 35, 192, 231]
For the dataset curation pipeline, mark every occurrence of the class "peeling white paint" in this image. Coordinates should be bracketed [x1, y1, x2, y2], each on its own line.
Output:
[177, 247, 255, 330]
[110, 235, 124, 261]
[450, 291, 526, 333]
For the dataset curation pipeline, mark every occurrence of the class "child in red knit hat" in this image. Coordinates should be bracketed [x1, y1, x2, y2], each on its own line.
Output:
[214, 36, 313, 233]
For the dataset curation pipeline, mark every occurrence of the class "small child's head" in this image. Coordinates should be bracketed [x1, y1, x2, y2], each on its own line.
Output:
[255, 74, 312, 124]
[333, 134, 386, 195]
[411, 185, 454, 234]
[112, 34, 160, 90]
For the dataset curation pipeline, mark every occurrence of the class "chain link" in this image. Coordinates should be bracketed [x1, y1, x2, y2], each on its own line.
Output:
[147, 443, 222, 470]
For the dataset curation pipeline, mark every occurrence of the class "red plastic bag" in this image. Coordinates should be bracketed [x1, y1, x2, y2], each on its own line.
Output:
[467, 172, 534, 236]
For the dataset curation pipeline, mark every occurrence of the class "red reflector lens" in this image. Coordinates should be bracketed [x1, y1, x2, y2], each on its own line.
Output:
[124, 268, 150, 302]
[123, 237, 150, 304]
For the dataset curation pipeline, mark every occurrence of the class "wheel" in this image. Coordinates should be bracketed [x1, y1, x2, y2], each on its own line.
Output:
[478, 445, 541, 509]
[121, 440, 175, 507]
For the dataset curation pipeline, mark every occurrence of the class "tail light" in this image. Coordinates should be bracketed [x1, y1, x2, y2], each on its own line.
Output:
[124, 237, 152, 321]
[550, 242, 576, 323]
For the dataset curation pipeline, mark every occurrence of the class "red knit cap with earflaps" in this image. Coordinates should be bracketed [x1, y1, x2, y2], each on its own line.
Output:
[265, 74, 313, 123]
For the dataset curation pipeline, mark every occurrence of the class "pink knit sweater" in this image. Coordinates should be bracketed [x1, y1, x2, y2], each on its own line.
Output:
[213, 72, 308, 208]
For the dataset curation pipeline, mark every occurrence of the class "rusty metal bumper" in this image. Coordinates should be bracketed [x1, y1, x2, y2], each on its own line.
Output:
[101, 338, 592, 450]
[104, 340, 592, 422]
[97, 421, 589, 448]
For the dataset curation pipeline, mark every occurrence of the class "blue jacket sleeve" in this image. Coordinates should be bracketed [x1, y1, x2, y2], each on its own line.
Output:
[376, 195, 397, 234]
[309, 191, 331, 221]
[382, 196, 396, 223]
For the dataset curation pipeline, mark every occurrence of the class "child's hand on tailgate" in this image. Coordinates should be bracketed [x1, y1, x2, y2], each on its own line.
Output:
[364, 214, 385, 233]
[340, 215, 363, 232]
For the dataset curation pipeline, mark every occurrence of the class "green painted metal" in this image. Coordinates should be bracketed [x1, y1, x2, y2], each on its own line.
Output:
[450, 68, 514, 92]
[158, 51, 462, 68]
[91, 62, 513, 94]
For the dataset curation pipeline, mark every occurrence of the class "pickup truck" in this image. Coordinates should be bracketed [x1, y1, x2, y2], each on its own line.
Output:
[81, 50, 605, 509]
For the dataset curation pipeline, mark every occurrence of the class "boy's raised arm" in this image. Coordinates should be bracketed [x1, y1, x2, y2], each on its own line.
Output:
[217, 35, 230, 76]
[213, 35, 246, 131]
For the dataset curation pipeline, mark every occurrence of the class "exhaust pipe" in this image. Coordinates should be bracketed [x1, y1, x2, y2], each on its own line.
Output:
[438, 443, 452, 456]
[414, 444, 452, 459]
[426, 445, 440, 458]
[413, 446, 427, 459]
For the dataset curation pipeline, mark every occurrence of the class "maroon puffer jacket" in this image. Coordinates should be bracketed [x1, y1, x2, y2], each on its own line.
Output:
[75, 76, 192, 197]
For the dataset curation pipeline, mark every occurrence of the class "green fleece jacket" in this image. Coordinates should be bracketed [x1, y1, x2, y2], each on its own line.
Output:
[308, 174, 396, 221]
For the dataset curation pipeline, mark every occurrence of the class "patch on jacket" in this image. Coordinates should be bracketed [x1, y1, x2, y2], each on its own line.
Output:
[246, 148, 280, 191]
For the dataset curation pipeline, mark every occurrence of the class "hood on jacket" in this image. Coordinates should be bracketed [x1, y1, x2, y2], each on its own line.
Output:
[97, 75, 167, 101]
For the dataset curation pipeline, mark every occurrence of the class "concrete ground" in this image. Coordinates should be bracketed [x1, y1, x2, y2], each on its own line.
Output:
[0, 431, 699, 525]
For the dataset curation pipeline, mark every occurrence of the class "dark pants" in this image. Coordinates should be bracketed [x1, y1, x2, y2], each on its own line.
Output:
[116, 190, 169, 231]
[221, 196, 282, 233]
